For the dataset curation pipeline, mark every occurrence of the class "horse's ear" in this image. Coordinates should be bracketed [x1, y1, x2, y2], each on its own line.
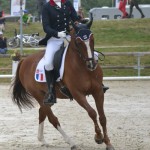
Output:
[86, 12, 93, 29]
[69, 27, 76, 37]
[71, 21, 80, 33]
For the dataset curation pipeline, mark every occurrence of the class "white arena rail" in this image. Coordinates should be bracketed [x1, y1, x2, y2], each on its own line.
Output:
[0, 75, 150, 81]
[1, 52, 150, 80]
[0, 75, 14, 78]
[104, 76, 150, 80]
[0, 61, 18, 79]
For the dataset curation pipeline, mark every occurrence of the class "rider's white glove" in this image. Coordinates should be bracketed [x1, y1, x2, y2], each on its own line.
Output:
[58, 31, 66, 38]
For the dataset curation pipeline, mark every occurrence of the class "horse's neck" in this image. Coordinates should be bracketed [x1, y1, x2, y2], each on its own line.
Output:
[66, 41, 86, 70]
[67, 42, 78, 60]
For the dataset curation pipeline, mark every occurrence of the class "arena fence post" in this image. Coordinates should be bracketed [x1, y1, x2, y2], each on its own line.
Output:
[12, 60, 19, 75]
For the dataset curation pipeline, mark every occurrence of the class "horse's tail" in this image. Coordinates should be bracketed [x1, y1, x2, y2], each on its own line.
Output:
[11, 59, 34, 112]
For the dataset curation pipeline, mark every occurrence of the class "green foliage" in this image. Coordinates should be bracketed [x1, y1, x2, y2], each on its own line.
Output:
[0, 0, 10, 13]
[26, 0, 38, 16]
[140, 0, 150, 4]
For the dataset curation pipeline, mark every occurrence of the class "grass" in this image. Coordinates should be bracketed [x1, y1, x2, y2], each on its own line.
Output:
[93, 19, 150, 46]
[4, 18, 150, 47]
[4, 22, 45, 38]
[0, 18, 150, 82]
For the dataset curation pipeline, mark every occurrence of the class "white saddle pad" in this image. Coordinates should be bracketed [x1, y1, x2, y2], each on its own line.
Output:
[35, 45, 68, 82]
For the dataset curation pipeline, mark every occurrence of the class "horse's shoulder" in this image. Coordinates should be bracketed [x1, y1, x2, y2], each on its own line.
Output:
[35, 50, 45, 58]
[23, 50, 45, 65]
[28, 50, 45, 59]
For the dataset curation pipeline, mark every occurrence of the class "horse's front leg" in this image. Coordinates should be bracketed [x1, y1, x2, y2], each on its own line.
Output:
[74, 94, 104, 144]
[92, 88, 115, 150]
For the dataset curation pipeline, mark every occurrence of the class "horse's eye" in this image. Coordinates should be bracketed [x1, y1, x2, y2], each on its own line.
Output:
[76, 38, 82, 45]
[76, 41, 81, 45]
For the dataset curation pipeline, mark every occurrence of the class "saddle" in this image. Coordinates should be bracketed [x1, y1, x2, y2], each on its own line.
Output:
[53, 43, 65, 80]
[35, 43, 73, 100]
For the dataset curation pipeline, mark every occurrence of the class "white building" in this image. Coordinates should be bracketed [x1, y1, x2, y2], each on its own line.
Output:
[90, 5, 150, 20]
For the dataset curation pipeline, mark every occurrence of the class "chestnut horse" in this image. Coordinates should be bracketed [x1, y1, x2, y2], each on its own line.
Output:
[11, 19, 115, 150]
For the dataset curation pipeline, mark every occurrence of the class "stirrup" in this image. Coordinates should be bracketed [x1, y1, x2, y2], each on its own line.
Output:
[44, 93, 56, 105]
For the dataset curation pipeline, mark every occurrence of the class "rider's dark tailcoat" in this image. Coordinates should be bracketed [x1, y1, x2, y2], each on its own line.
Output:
[39, 0, 79, 45]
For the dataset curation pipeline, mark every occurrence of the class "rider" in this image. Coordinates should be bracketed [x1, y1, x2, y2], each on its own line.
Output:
[39, 0, 109, 105]
[39, 0, 79, 105]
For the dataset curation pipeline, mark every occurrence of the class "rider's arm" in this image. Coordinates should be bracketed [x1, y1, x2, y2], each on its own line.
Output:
[66, 1, 80, 23]
[42, 4, 58, 38]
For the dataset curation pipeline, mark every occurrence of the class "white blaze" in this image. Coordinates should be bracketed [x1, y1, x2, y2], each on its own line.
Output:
[85, 40, 92, 58]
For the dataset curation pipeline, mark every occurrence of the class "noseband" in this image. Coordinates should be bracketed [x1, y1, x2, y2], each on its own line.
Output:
[75, 29, 97, 71]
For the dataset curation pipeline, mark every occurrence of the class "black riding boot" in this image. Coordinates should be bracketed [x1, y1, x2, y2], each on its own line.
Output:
[102, 84, 109, 93]
[44, 69, 56, 105]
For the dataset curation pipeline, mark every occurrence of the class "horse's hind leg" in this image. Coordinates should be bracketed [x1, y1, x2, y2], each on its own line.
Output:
[92, 89, 115, 150]
[29, 92, 48, 146]
[38, 106, 48, 146]
[31, 89, 77, 149]
[40, 105, 78, 150]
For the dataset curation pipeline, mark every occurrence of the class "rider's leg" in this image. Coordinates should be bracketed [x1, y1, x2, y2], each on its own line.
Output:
[44, 69, 56, 104]
[44, 38, 63, 104]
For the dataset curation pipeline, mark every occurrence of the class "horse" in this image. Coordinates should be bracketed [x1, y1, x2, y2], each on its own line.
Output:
[11, 16, 115, 150]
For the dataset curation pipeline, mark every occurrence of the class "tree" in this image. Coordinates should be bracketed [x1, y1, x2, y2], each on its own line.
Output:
[0, 0, 11, 14]
[140, 0, 150, 4]
[37, 0, 47, 21]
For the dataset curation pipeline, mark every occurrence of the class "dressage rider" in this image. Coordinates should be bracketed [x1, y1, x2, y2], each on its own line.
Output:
[39, 0, 109, 105]
[39, 0, 79, 105]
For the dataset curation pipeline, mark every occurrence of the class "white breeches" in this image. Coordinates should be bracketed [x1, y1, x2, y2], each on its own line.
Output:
[44, 37, 64, 71]
[44, 36, 70, 71]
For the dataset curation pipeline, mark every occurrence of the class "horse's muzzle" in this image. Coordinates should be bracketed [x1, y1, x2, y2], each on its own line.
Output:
[86, 58, 98, 71]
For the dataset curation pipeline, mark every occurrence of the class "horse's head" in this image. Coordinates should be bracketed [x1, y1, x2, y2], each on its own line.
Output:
[70, 13, 97, 71]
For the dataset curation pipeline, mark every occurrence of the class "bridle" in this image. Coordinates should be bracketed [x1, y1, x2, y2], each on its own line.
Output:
[66, 13, 97, 71]
[74, 28, 98, 71]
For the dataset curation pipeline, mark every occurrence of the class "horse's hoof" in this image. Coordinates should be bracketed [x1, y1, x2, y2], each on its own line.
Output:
[94, 134, 103, 144]
[95, 138, 103, 144]
[38, 138, 49, 147]
[71, 145, 78, 150]
[106, 146, 115, 150]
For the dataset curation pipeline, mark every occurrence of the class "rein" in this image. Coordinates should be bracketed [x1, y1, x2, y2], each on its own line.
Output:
[65, 27, 98, 71]
[65, 30, 94, 63]
[94, 50, 105, 61]
[74, 40, 94, 63]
